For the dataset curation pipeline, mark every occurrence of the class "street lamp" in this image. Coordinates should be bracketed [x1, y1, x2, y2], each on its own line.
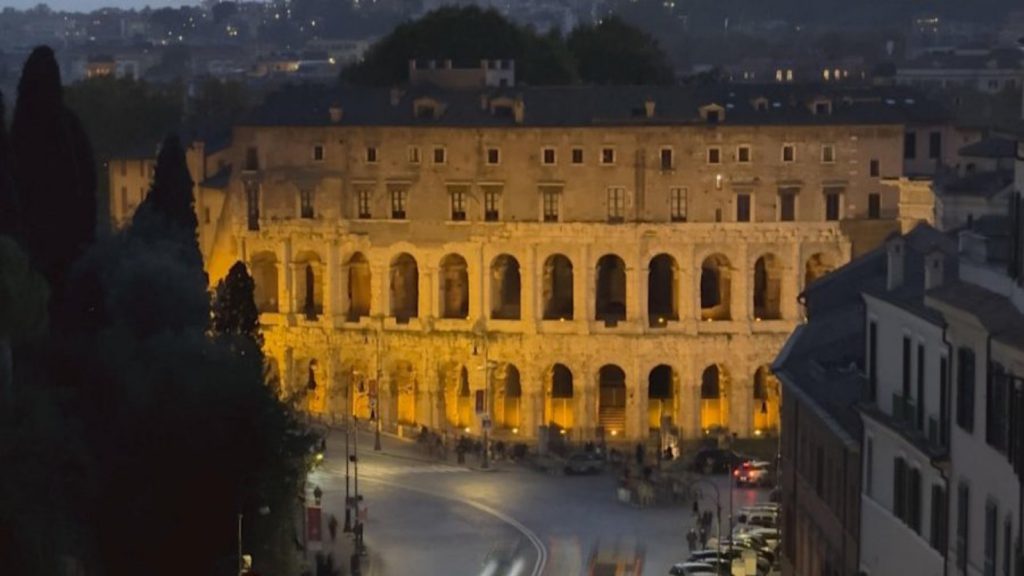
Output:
[371, 316, 385, 452]
[472, 324, 493, 469]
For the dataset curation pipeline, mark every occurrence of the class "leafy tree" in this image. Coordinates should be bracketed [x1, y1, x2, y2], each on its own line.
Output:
[10, 46, 97, 301]
[212, 261, 261, 345]
[567, 16, 675, 85]
[0, 237, 48, 409]
[0, 92, 16, 237]
[188, 77, 249, 134]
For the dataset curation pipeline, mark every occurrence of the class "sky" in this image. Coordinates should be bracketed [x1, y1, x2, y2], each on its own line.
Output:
[1, 0, 200, 11]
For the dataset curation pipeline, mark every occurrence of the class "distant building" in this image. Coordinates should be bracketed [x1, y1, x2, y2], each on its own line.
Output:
[895, 48, 1024, 95]
[408, 58, 515, 89]
[934, 136, 1017, 231]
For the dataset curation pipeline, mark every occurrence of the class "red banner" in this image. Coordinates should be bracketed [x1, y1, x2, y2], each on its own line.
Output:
[307, 507, 322, 542]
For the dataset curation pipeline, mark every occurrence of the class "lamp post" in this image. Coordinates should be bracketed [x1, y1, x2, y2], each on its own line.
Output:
[374, 315, 384, 452]
[344, 406, 352, 533]
[472, 324, 492, 469]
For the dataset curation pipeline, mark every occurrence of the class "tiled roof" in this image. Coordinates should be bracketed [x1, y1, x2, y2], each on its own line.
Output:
[958, 137, 1017, 159]
[241, 83, 949, 128]
[927, 281, 1024, 350]
[937, 169, 1014, 199]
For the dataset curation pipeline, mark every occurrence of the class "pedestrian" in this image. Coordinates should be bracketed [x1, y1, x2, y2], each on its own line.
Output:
[686, 528, 698, 552]
[635, 443, 644, 466]
[698, 526, 708, 548]
[328, 514, 338, 542]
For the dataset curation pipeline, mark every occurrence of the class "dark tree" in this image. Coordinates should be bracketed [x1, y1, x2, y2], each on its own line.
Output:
[0, 92, 17, 236]
[10, 46, 97, 299]
[567, 16, 675, 85]
[137, 134, 198, 237]
[212, 261, 261, 344]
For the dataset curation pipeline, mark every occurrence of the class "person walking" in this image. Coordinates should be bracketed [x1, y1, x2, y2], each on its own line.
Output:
[686, 528, 698, 552]
[328, 514, 338, 542]
[698, 525, 708, 549]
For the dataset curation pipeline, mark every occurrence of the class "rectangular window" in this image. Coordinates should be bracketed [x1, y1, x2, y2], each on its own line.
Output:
[780, 190, 796, 222]
[868, 320, 878, 401]
[366, 146, 378, 164]
[821, 144, 836, 163]
[670, 187, 687, 222]
[782, 144, 796, 163]
[707, 147, 721, 164]
[449, 186, 467, 221]
[932, 485, 948, 552]
[120, 185, 128, 214]
[601, 147, 615, 165]
[299, 189, 314, 219]
[909, 468, 922, 533]
[486, 147, 500, 165]
[246, 183, 260, 231]
[903, 336, 913, 417]
[483, 186, 501, 222]
[571, 147, 584, 164]
[957, 347, 976, 432]
[203, 206, 210, 225]
[985, 501, 997, 576]
[929, 131, 942, 160]
[958, 482, 970, 573]
[433, 146, 446, 164]
[542, 147, 556, 165]
[737, 145, 751, 163]
[940, 355, 950, 446]
[736, 193, 751, 222]
[313, 144, 324, 162]
[390, 186, 407, 220]
[869, 193, 881, 219]
[660, 148, 673, 170]
[245, 146, 259, 171]
[870, 158, 880, 177]
[917, 344, 926, 430]
[894, 457, 907, 521]
[987, 365, 1009, 452]
[607, 187, 625, 222]
[825, 190, 841, 221]
[356, 188, 372, 219]
[542, 187, 560, 222]
[904, 131, 917, 160]
[865, 437, 874, 496]
[408, 146, 421, 164]
[1003, 518, 1012, 576]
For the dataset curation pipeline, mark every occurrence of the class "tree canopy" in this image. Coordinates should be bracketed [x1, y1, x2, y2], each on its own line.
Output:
[567, 16, 675, 85]
[212, 261, 262, 345]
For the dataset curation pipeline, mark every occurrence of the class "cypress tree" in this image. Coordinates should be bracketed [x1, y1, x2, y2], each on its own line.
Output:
[212, 260, 262, 346]
[10, 46, 97, 297]
[0, 92, 17, 237]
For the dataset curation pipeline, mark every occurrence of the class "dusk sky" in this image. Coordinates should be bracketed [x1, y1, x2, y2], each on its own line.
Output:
[2, 0, 198, 11]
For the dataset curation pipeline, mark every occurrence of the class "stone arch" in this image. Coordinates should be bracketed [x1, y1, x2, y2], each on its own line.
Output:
[804, 252, 837, 288]
[700, 253, 732, 321]
[700, 364, 730, 432]
[596, 254, 627, 324]
[648, 364, 675, 429]
[440, 253, 469, 319]
[648, 254, 678, 327]
[542, 254, 574, 320]
[598, 364, 626, 436]
[346, 252, 371, 321]
[250, 251, 279, 313]
[490, 254, 521, 320]
[753, 253, 783, 320]
[389, 253, 419, 322]
[494, 363, 522, 430]
[348, 360, 373, 420]
[546, 363, 574, 430]
[389, 360, 417, 425]
[294, 251, 323, 319]
[752, 365, 780, 433]
[441, 363, 472, 429]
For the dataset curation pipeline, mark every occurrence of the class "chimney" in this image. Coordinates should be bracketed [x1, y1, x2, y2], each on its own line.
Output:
[886, 237, 906, 291]
[924, 251, 946, 290]
[644, 98, 656, 119]
[328, 103, 343, 123]
[513, 97, 525, 124]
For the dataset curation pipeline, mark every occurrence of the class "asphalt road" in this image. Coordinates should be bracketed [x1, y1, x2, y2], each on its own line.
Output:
[307, 427, 771, 576]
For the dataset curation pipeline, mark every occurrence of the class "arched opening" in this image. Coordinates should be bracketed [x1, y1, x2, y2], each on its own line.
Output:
[700, 254, 732, 321]
[389, 253, 419, 323]
[440, 254, 469, 319]
[251, 252, 279, 313]
[753, 254, 783, 320]
[542, 254, 574, 320]
[390, 360, 417, 425]
[547, 364, 574, 430]
[305, 358, 322, 413]
[598, 365, 626, 436]
[596, 254, 627, 325]
[700, 364, 730, 432]
[752, 366, 780, 434]
[350, 363, 372, 420]
[648, 254, 678, 327]
[648, 365, 675, 429]
[443, 364, 472, 429]
[490, 255, 521, 320]
[347, 252, 371, 321]
[495, 363, 522, 430]
[804, 252, 836, 288]
[294, 251, 323, 319]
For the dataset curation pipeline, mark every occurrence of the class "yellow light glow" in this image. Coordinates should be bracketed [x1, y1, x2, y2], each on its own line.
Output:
[559, 429, 566, 435]
[754, 429, 763, 437]
[464, 427, 471, 434]
[610, 430, 618, 436]
[512, 427, 519, 434]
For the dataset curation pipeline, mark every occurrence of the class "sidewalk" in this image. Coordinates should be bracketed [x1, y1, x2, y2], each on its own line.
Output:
[325, 423, 515, 473]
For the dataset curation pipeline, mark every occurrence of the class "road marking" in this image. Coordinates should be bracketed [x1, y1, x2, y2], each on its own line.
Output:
[357, 475, 549, 576]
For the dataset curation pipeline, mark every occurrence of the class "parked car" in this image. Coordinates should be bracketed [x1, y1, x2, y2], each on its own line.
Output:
[668, 561, 717, 575]
[689, 449, 746, 474]
[565, 452, 606, 475]
[732, 527, 780, 549]
[734, 510, 778, 530]
[734, 460, 773, 487]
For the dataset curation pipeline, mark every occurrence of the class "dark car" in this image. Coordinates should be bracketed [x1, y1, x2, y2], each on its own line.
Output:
[689, 449, 745, 475]
[565, 452, 606, 475]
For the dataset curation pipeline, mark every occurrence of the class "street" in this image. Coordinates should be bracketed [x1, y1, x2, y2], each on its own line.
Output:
[308, 427, 772, 576]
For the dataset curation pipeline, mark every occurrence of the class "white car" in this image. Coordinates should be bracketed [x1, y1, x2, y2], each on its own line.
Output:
[668, 561, 717, 575]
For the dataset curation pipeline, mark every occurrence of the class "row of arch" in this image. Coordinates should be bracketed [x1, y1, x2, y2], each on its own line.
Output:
[278, 356, 781, 435]
[250, 250, 837, 323]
